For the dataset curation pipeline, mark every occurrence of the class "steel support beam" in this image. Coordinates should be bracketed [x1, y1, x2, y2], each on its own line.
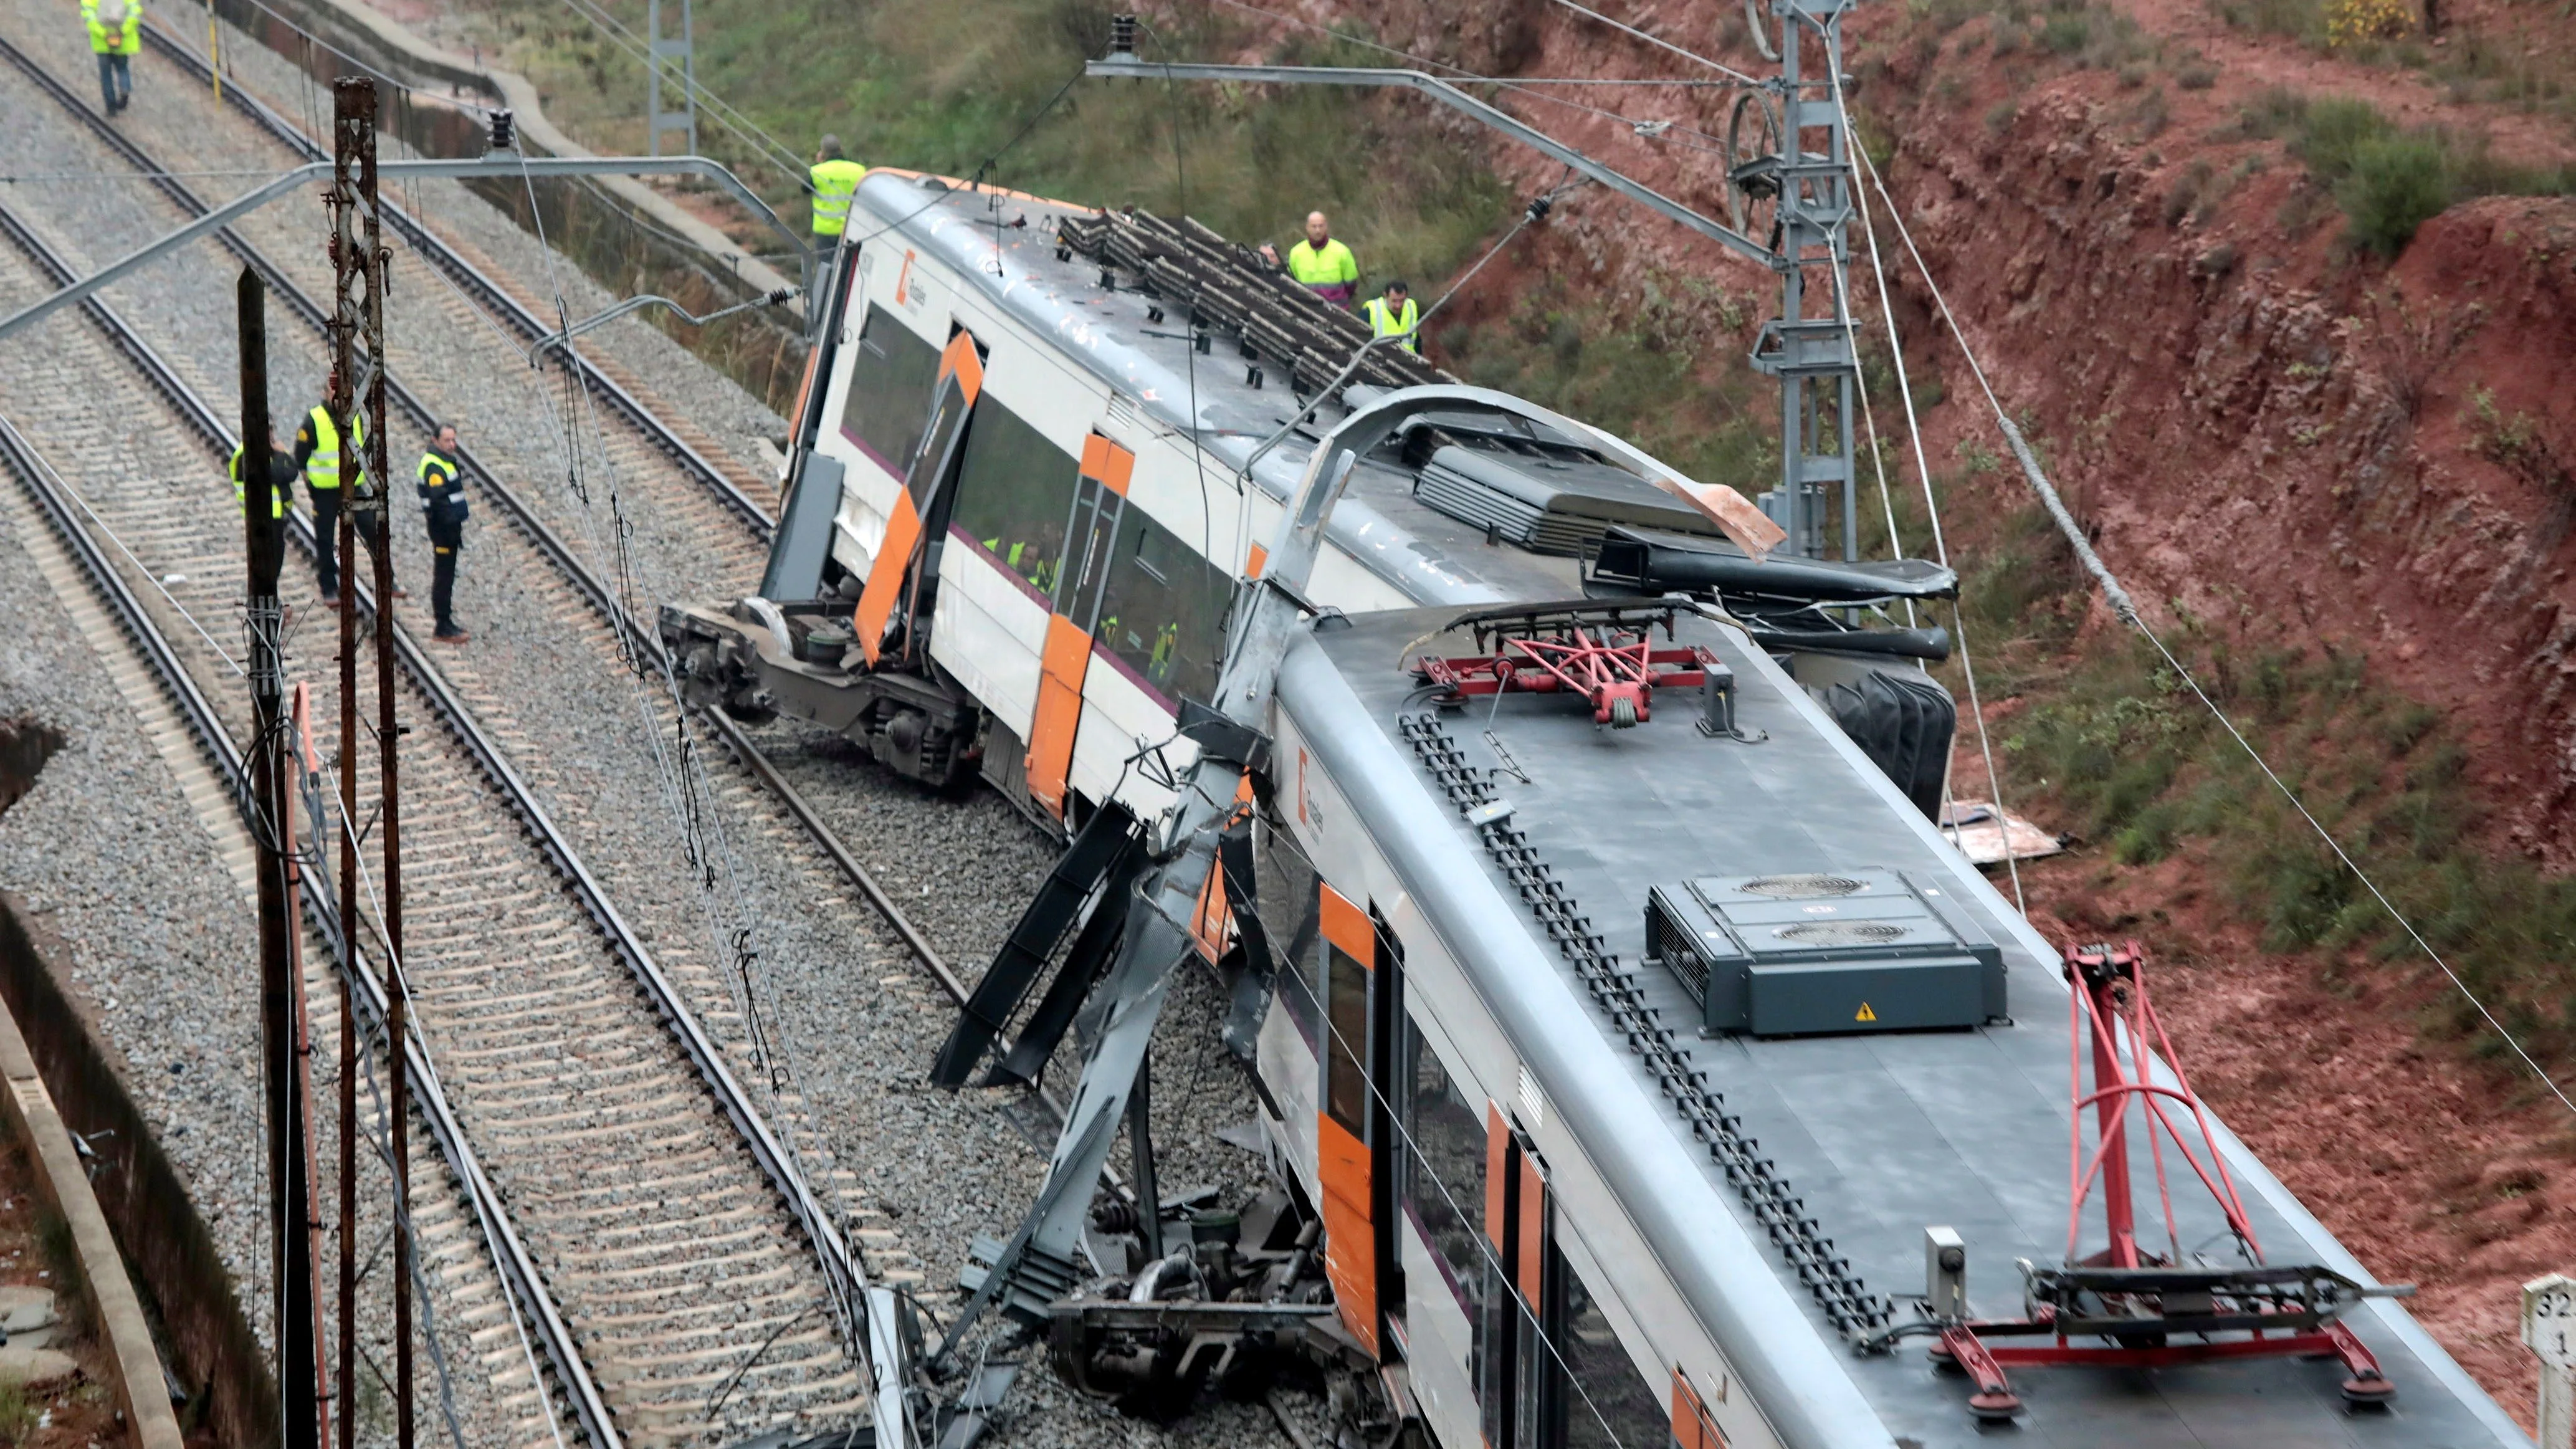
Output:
[0, 154, 798, 347]
[1747, 0, 1863, 560]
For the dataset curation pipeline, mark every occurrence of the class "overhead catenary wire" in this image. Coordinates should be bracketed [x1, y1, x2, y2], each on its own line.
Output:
[0, 410, 246, 676]
[1194, 0, 1737, 152]
[1550, 0, 1764, 85]
[548, 0, 806, 183]
[1851, 143, 2576, 1119]
[1823, 54, 2025, 909]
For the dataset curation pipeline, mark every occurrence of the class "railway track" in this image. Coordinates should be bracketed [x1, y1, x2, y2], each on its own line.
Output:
[141, 22, 782, 542]
[0, 139, 868, 1449]
[0, 9, 1123, 1427]
[107, 21, 997, 1055]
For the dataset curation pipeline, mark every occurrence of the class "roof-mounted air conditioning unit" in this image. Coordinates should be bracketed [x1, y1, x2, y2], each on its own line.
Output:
[1646, 868, 2005, 1036]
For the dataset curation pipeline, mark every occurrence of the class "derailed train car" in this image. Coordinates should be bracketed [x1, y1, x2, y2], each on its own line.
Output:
[664, 172, 2530, 1448]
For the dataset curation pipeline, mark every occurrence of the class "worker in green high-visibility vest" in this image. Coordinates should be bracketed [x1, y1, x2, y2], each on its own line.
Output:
[808, 135, 867, 244]
[1363, 280, 1420, 355]
[81, 0, 140, 115]
[1265, 211, 1357, 307]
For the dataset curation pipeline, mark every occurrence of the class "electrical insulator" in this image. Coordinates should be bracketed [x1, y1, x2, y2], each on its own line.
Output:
[489, 109, 515, 153]
[1109, 14, 1136, 55]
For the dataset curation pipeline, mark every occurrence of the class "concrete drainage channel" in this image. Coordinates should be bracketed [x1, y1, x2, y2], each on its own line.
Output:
[0, 725, 198, 1449]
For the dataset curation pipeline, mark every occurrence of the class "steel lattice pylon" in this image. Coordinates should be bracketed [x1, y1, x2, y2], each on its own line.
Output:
[1744, 0, 1863, 561]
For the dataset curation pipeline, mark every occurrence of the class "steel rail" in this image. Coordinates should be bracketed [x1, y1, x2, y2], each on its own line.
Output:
[138, 23, 779, 539]
[0, 192, 624, 1449]
[0, 47, 871, 1356]
[117, 28, 994, 1026]
[112, 14, 1115, 1222]
[0, 249, 624, 1449]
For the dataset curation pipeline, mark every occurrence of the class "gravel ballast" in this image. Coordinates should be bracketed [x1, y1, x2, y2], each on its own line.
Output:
[0, 6, 1296, 1447]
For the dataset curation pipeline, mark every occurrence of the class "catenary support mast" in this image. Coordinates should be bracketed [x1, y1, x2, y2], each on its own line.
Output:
[333, 75, 416, 1449]
[325, 78, 365, 1449]
[240, 264, 323, 1449]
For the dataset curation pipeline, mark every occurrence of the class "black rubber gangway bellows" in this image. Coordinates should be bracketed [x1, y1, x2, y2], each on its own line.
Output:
[1059, 209, 1455, 399]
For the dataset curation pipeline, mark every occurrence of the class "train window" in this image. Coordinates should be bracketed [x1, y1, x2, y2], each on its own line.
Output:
[1560, 1268, 1666, 1449]
[1094, 510, 1233, 707]
[1255, 817, 1320, 1050]
[842, 303, 942, 476]
[1404, 1035, 1487, 1321]
[1324, 936, 1370, 1137]
[949, 399, 1080, 597]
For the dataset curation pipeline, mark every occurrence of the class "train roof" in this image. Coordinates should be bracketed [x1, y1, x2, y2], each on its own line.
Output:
[1274, 604, 2526, 1449]
[849, 173, 1722, 608]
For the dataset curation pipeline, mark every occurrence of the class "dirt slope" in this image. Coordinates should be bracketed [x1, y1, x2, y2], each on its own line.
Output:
[1292, 0, 2576, 1423]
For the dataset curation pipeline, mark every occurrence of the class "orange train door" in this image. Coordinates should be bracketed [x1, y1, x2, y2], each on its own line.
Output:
[854, 329, 982, 666]
[1482, 1107, 1552, 1449]
[1024, 434, 1132, 816]
[1317, 884, 1405, 1357]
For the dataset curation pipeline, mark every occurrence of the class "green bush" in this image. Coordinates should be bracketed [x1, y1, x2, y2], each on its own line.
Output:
[2235, 91, 2573, 257]
[2335, 133, 2454, 254]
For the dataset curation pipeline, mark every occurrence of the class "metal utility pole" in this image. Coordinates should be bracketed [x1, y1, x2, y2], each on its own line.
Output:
[285, 688, 335, 1449]
[241, 265, 323, 1449]
[335, 75, 415, 1449]
[325, 82, 363, 1449]
[1089, 1, 1869, 560]
[1740, 0, 1862, 561]
[646, 0, 697, 157]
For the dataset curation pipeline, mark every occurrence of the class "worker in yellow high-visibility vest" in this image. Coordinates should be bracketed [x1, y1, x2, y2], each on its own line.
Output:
[80, 0, 140, 115]
[1363, 280, 1420, 355]
[1279, 211, 1358, 307]
[808, 135, 867, 244]
[292, 402, 366, 605]
[228, 429, 290, 523]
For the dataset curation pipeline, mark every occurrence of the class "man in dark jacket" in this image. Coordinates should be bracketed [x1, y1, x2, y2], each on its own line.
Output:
[416, 423, 469, 643]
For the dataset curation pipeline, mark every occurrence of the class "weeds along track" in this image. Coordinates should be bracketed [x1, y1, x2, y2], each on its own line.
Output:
[0, 64, 876, 1449]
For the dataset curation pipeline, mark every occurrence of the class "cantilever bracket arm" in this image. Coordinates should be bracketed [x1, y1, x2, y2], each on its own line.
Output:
[0, 154, 803, 347]
[528, 287, 799, 363]
[1086, 55, 1779, 273]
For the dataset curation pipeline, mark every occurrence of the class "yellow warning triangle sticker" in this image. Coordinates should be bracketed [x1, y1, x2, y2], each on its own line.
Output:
[1854, 1002, 1878, 1022]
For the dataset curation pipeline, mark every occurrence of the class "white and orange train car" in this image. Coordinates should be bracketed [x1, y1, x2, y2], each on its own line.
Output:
[660, 174, 2526, 1449]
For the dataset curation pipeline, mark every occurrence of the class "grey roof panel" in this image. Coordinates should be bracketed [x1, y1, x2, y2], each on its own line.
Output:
[1294, 605, 2527, 1449]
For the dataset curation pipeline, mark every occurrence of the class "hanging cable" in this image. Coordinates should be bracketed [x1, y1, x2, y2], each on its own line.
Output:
[1550, 0, 1765, 84]
[501, 133, 869, 1354]
[1143, 20, 1228, 567]
[1826, 58, 2024, 905]
[0, 411, 246, 675]
[1854, 145, 2576, 1117]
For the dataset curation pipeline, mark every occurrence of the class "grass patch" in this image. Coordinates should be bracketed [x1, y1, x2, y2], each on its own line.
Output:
[2211, 0, 2326, 43]
[1443, 266, 1774, 490]
[467, 0, 1513, 300]
[1977, 581, 2576, 1069]
[2233, 90, 2575, 255]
